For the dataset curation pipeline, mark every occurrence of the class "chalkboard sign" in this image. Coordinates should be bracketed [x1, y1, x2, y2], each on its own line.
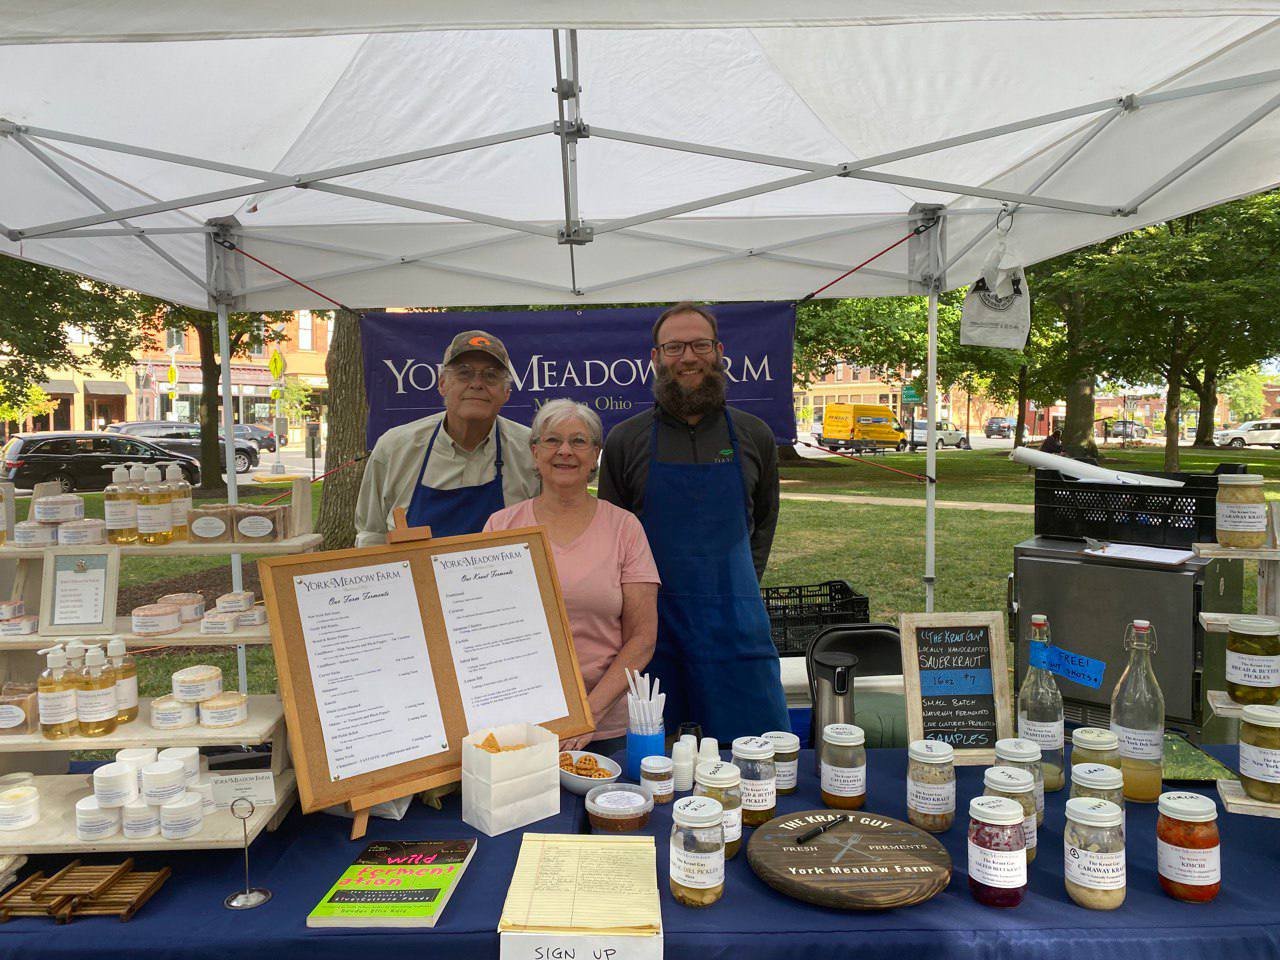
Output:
[900, 612, 1012, 765]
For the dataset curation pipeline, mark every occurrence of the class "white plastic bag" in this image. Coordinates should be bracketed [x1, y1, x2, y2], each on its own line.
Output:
[322, 793, 413, 821]
[960, 240, 1030, 349]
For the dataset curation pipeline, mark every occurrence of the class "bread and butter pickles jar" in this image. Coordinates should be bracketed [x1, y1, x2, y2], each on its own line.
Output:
[1216, 474, 1268, 549]
[730, 736, 776, 827]
[1226, 616, 1280, 706]
[762, 730, 800, 796]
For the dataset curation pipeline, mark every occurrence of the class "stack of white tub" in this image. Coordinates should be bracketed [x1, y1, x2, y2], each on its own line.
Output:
[80, 745, 217, 841]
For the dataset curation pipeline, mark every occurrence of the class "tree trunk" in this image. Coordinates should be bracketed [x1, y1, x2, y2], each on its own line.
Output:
[317, 309, 369, 550]
[1014, 364, 1028, 447]
[1193, 366, 1218, 447]
[778, 445, 804, 463]
[1164, 359, 1183, 473]
[194, 316, 226, 495]
[1061, 376, 1098, 459]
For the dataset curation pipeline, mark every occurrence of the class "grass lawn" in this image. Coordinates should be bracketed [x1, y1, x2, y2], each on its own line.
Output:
[780, 445, 1280, 505]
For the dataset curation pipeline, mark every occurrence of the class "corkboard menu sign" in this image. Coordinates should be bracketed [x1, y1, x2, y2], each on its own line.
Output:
[900, 612, 1012, 765]
[258, 528, 593, 820]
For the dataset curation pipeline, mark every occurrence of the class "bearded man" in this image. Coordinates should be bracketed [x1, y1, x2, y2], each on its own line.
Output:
[598, 301, 787, 741]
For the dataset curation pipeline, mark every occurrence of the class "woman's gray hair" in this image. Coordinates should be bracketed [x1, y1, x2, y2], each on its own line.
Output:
[530, 398, 604, 448]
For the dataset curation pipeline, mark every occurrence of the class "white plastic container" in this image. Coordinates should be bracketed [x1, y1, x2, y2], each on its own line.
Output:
[0, 786, 39, 831]
[93, 761, 139, 808]
[122, 798, 160, 839]
[160, 792, 204, 840]
[141, 759, 187, 806]
[158, 746, 201, 785]
[75, 795, 120, 841]
[190, 780, 217, 816]
[116, 747, 157, 791]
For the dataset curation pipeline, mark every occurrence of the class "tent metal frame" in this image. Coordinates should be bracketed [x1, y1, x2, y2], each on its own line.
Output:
[3, 39, 1279, 620]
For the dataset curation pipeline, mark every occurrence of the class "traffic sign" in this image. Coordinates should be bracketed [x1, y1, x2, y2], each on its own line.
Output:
[166, 363, 178, 387]
[269, 349, 285, 380]
[902, 385, 922, 404]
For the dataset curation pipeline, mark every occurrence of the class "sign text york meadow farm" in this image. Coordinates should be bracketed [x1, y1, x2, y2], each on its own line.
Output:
[360, 303, 796, 447]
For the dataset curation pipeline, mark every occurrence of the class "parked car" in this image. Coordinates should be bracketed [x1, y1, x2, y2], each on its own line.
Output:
[106, 420, 260, 473]
[0, 432, 201, 492]
[1107, 419, 1149, 440]
[236, 424, 280, 453]
[1214, 420, 1280, 449]
[984, 416, 1015, 439]
[909, 420, 970, 450]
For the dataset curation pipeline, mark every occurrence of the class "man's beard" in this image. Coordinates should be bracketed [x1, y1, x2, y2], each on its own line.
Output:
[654, 360, 727, 420]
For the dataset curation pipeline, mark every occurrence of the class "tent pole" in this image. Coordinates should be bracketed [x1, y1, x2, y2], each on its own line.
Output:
[925, 278, 938, 614]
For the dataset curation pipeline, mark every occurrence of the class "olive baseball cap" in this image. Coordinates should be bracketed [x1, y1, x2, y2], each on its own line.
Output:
[442, 329, 513, 374]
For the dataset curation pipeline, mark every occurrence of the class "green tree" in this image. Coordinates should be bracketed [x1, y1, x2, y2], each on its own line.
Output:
[0, 385, 58, 439]
[1221, 366, 1267, 423]
[0, 258, 150, 405]
[148, 305, 287, 493]
[280, 378, 314, 424]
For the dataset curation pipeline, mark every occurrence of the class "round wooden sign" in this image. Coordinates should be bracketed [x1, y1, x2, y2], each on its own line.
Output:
[747, 809, 952, 910]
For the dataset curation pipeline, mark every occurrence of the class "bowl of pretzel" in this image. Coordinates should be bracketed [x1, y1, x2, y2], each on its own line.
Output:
[559, 750, 622, 795]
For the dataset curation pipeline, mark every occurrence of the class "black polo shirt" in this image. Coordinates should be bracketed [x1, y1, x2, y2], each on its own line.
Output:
[598, 403, 780, 580]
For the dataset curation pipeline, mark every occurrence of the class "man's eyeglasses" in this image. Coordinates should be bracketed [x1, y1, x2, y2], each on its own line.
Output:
[657, 338, 717, 358]
[449, 364, 509, 387]
[534, 435, 596, 451]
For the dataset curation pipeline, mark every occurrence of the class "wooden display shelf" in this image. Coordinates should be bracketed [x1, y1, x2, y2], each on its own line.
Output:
[1218, 778, 1280, 819]
[1207, 690, 1243, 719]
[1193, 543, 1280, 561]
[0, 617, 271, 650]
[0, 695, 284, 751]
[0, 533, 322, 559]
[1198, 612, 1233, 634]
[0, 768, 296, 854]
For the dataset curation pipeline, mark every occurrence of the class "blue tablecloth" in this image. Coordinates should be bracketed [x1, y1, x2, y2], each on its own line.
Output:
[2, 746, 1277, 960]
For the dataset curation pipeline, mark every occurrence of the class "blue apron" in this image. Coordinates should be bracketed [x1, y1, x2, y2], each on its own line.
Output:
[640, 409, 789, 742]
[404, 419, 506, 537]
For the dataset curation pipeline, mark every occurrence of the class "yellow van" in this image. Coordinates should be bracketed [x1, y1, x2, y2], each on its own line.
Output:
[816, 403, 907, 452]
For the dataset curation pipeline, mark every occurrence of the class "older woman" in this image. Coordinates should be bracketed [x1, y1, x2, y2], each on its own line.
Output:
[485, 399, 659, 755]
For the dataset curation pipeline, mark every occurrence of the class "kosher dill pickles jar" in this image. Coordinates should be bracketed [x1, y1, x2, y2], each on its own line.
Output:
[1225, 616, 1280, 706]
[1239, 704, 1280, 803]
[693, 761, 743, 859]
[670, 796, 725, 908]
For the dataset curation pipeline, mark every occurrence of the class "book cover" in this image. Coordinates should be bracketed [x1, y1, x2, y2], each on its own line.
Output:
[307, 839, 478, 928]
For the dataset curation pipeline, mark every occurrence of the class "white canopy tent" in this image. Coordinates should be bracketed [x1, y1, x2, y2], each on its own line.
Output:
[2, 5, 1279, 668]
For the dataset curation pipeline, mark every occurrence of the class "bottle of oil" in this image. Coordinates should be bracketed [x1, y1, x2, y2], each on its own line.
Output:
[163, 462, 192, 542]
[37, 645, 79, 739]
[137, 465, 173, 545]
[107, 636, 138, 724]
[75, 645, 118, 737]
[103, 465, 139, 544]
[65, 639, 86, 673]
[127, 462, 146, 492]
[1110, 620, 1165, 802]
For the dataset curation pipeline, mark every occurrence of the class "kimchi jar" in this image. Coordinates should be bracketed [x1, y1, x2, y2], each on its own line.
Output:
[1156, 791, 1220, 903]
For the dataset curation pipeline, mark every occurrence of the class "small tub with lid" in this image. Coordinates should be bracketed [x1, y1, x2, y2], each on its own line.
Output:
[1064, 797, 1126, 910]
[1239, 704, 1280, 803]
[1157, 791, 1220, 903]
[983, 766, 1037, 863]
[670, 796, 725, 908]
[1072, 727, 1121, 770]
[0, 786, 39, 831]
[762, 730, 800, 795]
[694, 760, 743, 859]
[1216, 474, 1268, 549]
[641, 756, 674, 805]
[820, 723, 866, 810]
[586, 783, 653, 833]
[907, 739, 956, 833]
[967, 796, 1027, 908]
[995, 738, 1045, 825]
[1225, 616, 1280, 706]
[731, 736, 776, 826]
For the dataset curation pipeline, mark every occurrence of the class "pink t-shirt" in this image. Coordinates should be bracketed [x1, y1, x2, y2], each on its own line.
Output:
[484, 498, 660, 739]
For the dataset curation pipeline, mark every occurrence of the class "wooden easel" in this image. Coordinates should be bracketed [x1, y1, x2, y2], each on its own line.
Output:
[346, 508, 430, 840]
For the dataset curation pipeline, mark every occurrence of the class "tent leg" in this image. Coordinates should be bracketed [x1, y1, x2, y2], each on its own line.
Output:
[925, 284, 938, 614]
[217, 301, 248, 694]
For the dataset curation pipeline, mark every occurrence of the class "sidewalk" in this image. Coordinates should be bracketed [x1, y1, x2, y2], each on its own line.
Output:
[780, 492, 1033, 514]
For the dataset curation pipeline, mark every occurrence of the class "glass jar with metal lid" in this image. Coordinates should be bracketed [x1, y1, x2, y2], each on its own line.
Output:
[762, 730, 800, 795]
[1156, 791, 1220, 903]
[1239, 704, 1280, 803]
[1064, 797, 1126, 911]
[731, 736, 777, 826]
[906, 739, 955, 833]
[1226, 616, 1280, 706]
[670, 796, 725, 908]
[983, 766, 1037, 863]
[995, 738, 1046, 824]
[820, 723, 866, 810]
[1216, 474, 1268, 549]
[1070, 762, 1126, 818]
[1071, 727, 1121, 771]
[641, 755, 675, 805]
[693, 760, 743, 859]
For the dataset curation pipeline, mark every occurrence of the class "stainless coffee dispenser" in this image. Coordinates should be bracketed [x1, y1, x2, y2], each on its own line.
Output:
[811, 651, 858, 771]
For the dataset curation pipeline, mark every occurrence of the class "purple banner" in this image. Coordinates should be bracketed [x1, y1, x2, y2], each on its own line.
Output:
[360, 303, 796, 447]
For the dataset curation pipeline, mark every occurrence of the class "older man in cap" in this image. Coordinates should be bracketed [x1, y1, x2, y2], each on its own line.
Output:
[355, 330, 538, 545]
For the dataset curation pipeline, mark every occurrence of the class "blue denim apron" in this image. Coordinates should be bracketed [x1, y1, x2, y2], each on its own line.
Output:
[640, 409, 788, 742]
[404, 419, 506, 537]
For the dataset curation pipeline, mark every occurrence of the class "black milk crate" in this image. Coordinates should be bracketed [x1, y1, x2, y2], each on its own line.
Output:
[762, 580, 870, 657]
[1033, 469, 1219, 548]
